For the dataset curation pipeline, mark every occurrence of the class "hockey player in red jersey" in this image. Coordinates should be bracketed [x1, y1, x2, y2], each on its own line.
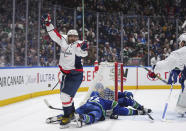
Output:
[42, 14, 88, 125]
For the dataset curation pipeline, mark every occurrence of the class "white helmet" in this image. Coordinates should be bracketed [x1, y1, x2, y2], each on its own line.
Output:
[67, 29, 78, 36]
[178, 33, 186, 47]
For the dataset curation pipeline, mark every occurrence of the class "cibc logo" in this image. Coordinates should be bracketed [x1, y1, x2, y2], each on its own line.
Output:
[147, 73, 160, 81]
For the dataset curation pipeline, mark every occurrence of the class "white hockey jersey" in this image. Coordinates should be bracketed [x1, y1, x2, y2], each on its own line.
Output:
[46, 24, 88, 70]
[154, 46, 186, 73]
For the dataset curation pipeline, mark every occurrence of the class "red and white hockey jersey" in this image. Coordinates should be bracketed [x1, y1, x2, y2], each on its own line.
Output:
[46, 24, 88, 71]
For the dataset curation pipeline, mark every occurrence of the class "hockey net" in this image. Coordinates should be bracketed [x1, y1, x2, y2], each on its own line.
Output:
[79, 62, 124, 107]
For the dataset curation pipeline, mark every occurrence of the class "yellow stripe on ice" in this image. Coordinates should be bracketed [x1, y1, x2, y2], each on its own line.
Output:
[0, 85, 181, 107]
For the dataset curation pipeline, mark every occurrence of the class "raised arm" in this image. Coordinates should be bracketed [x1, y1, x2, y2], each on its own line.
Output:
[42, 14, 67, 47]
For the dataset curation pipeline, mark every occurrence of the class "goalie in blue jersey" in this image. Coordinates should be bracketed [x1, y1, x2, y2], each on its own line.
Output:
[75, 83, 152, 125]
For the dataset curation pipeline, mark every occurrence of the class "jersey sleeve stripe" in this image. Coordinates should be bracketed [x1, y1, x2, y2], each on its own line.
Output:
[54, 29, 62, 39]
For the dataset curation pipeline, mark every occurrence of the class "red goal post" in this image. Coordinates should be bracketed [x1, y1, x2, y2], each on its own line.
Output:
[114, 62, 124, 101]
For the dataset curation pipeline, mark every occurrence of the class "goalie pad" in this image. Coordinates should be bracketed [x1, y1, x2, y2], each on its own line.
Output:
[176, 92, 186, 114]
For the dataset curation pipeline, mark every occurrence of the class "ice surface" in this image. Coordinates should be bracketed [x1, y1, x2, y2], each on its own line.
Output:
[0, 89, 186, 131]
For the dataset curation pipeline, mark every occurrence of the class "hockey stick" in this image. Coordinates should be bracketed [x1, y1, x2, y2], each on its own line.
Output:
[51, 80, 59, 90]
[162, 84, 174, 121]
[130, 96, 154, 121]
[139, 65, 168, 84]
[44, 99, 63, 111]
[147, 113, 154, 121]
[124, 68, 128, 77]
[43, 80, 61, 110]
[44, 72, 63, 111]
[140, 65, 174, 121]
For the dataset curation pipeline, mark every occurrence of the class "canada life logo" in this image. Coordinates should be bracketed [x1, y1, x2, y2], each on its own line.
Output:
[147, 73, 160, 81]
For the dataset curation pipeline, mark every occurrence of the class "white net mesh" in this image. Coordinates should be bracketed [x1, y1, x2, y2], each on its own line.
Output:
[100, 87, 115, 101]
[79, 62, 118, 107]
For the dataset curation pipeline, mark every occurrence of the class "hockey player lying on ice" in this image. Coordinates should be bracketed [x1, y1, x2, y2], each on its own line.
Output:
[74, 83, 152, 126]
[148, 31, 186, 116]
[46, 83, 152, 128]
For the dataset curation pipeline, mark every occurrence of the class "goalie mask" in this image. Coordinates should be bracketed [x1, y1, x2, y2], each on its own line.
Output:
[102, 88, 115, 100]
[94, 83, 114, 100]
[95, 83, 104, 91]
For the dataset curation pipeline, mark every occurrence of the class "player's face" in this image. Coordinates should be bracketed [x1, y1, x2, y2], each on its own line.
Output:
[179, 41, 185, 48]
[68, 35, 78, 44]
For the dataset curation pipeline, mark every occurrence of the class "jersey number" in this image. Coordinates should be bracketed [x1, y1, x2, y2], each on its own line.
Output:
[89, 97, 100, 103]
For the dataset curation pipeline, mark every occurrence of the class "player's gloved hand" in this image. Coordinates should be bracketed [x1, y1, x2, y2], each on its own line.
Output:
[148, 70, 156, 78]
[179, 73, 185, 92]
[124, 91, 133, 98]
[168, 69, 181, 85]
[81, 41, 89, 51]
[41, 14, 51, 26]
[110, 113, 118, 119]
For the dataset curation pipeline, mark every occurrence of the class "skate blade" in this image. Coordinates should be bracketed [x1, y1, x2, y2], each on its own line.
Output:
[60, 124, 70, 129]
[46, 116, 59, 124]
[74, 113, 82, 128]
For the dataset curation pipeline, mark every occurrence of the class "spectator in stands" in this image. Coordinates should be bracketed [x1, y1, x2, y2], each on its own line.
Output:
[0, 56, 6, 67]
[1, 0, 186, 67]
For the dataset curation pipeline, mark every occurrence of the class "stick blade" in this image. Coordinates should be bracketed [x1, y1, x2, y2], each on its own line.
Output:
[44, 99, 50, 107]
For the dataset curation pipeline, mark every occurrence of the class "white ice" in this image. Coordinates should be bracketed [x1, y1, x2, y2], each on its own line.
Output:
[0, 89, 186, 131]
